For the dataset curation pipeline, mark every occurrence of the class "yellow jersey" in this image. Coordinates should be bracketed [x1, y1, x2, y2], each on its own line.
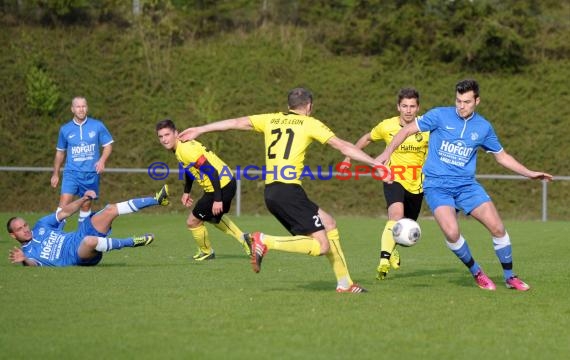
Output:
[175, 139, 232, 192]
[370, 116, 429, 193]
[249, 112, 335, 185]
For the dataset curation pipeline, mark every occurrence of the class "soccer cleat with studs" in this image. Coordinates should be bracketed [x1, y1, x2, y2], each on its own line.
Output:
[473, 270, 496, 290]
[133, 233, 154, 247]
[505, 276, 530, 291]
[154, 184, 170, 206]
[376, 259, 391, 280]
[336, 283, 368, 293]
[389, 247, 401, 270]
[192, 249, 216, 261]
[245, 232, 267, 273]
[241, 233, 252, 256]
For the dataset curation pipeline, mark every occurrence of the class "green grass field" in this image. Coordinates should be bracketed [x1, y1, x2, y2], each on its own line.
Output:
[1, 213, 568, 359]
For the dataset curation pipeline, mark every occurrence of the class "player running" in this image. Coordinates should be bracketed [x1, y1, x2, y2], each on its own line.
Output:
[178, 87, 389, 293]
[376, 79, 552, 291]
[156, 119, 250, 260]
[344, 88, 428, 280]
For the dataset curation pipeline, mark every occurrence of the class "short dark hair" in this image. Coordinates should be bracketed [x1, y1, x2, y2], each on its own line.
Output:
[456, 79, 479, 98]
[398, 88, 420, 104]
[288, 87, 313, 110]
[6, 216, 18, 233]
[156, 119, 176, 132]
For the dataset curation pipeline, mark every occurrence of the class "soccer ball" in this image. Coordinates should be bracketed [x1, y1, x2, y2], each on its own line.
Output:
[392, 218, 421, 247]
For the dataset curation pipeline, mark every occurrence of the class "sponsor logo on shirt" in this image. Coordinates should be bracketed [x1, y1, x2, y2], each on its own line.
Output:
[71, 142, 96, 162]
[438, 140, 474, 167]
[40, 231, 65, 260]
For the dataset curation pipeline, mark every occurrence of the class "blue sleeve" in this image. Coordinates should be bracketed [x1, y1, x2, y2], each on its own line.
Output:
[416, 108, 440, 132]
[56, 127, 67, 150]
[99, 122, 113, 146]
[35, 213, 62, 230]
[480, 124, 503, 153]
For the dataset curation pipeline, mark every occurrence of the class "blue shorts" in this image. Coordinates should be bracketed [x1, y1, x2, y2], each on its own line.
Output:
[69, 214, 110, 266]
[424, 177, 491, 215]
[62, 171, 100, 198]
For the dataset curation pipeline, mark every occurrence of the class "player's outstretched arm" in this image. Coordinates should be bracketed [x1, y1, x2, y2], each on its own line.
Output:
[343, 132, 373, 164]
[178, 117, 253, 141]
[57, 191, 97, 221]
[327, 136, 377, 167]
[494, 150, 553, 181]
[376, 122, 419, 165]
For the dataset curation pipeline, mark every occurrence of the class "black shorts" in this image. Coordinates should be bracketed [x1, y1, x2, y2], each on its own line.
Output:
[264, 182, 324, 235]
[192, 178, 237, 224]
[383, 181, 424, 221]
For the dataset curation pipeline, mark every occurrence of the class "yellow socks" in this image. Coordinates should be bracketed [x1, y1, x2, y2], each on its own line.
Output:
[326, 228, 352, 288]
[263, 234, 321, 256]
[188, 224, 212, 254]
[381, 220, 397, 256]
[213, 216, 244, 242]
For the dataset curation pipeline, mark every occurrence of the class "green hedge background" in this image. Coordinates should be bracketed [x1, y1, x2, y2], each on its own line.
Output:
[0, 1, 568, 219]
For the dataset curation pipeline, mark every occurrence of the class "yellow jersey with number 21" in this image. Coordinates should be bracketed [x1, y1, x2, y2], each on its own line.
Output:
[249, 111, 335, 185]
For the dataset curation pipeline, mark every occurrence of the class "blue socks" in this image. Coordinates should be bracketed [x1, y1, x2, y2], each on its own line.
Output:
[446, 235, 480, 275]
[493, 232, 514, 280]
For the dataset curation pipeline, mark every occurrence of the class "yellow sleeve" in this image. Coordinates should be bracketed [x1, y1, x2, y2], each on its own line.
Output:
[369, 122, 385, 142]
[249, 114, 267, 133]
[308, 118, 335, 144]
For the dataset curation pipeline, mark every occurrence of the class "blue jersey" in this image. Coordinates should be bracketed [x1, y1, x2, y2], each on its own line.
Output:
[22, 214, 83, 266]
[416, 107, 502, 183]
[56, 117, 114, 173]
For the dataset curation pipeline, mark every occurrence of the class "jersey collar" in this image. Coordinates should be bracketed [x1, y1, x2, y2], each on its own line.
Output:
[72, 117, 89, 126]
[455, 109, 475, 121]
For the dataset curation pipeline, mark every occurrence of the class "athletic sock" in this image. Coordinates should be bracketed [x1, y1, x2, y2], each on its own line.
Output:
[493, 232, 514, 280]
[263, 234, 321, 255]
[446, 235, 480, 275]
[379, 220, 396, 261]
[116, 197, 158, 215]
[95, 236, 135, 252]
[78, 210, 91, 223]
[189, 224, 212, 254]
[325, 228, 352, 289]
[213, 216, 244, 242]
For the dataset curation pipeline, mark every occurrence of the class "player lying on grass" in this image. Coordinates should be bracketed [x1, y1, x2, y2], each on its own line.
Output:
[7, 185, 170, 267]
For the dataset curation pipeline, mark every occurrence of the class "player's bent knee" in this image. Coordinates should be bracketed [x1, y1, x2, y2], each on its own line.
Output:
[82, 236, 99, 249]
[187, 216, 203, 228]
[314, 237, 330, 255]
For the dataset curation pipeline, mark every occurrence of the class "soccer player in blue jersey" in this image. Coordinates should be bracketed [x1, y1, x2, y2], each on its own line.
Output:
[377, 79, 552, 291]
[51, 97, 114, 224]
[7, 185, 169, 267]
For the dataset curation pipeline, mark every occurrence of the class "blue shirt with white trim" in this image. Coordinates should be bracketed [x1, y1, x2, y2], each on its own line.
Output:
[416, 107, 502, 180]
[56, 117, 114, 173]
[22, 213, 79, 267]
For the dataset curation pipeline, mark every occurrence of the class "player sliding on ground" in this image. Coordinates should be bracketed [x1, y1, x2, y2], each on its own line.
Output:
[7, 185, 170, 267]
